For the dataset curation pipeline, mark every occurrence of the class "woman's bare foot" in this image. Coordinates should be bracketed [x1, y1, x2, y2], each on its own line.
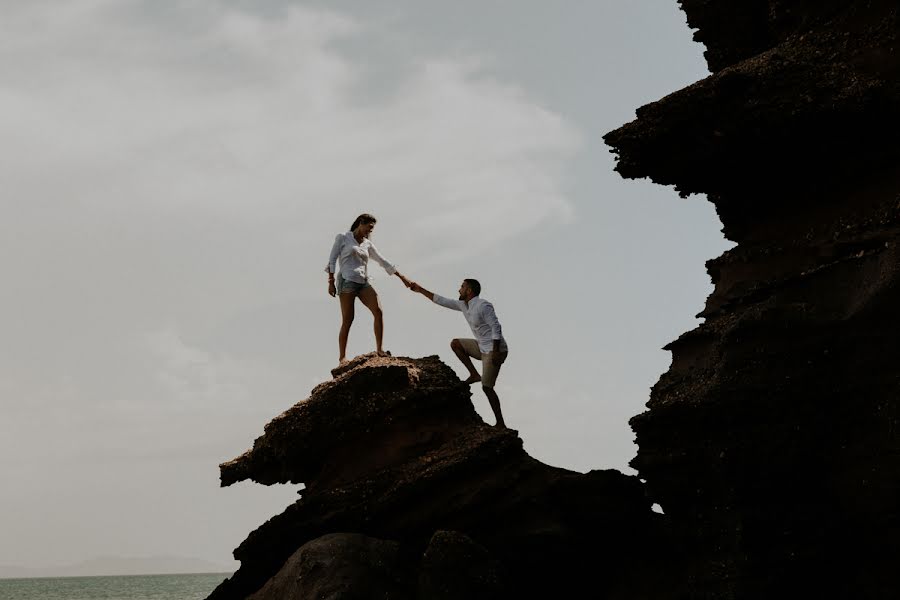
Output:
[376, 349, 392, 357]
[463, 373, 482, 385]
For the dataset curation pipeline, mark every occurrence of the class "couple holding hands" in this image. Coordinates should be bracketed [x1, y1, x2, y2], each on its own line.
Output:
[325, 213, 510, 428]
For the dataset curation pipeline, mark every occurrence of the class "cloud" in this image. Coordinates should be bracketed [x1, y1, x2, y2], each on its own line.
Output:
[0, 1, 583, 425]
[0, 0, 582, 481]
[143, 325, 297, 414]
[1, 0, 580, 265]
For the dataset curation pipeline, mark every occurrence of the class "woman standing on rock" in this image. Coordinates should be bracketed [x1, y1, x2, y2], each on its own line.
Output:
[326, 213, 411, 364]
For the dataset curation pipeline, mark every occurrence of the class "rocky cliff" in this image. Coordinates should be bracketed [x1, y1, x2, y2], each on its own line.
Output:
[206, 4, 900, 597]
[605, 1, 900, 598]
[207, 354, 670, 600]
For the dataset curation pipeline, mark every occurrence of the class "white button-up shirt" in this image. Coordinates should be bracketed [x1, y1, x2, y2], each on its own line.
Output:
[432, 294, 508, 353]
[325, 231, 397, 284]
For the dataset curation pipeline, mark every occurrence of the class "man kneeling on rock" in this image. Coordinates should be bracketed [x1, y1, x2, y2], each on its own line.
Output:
[408, 278, 509, 428]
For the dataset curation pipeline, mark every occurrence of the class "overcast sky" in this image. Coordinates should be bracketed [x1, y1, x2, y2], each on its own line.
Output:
[1, 0, 730, 570]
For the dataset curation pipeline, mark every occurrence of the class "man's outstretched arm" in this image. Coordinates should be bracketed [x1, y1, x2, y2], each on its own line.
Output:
[410, 281, 435, 301]
[410, 282, 463, 311]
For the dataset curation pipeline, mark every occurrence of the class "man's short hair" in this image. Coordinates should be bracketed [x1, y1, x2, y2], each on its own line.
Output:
[464, 278, 481, 296]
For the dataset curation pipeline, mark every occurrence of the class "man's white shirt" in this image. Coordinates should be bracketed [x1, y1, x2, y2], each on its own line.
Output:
[432, 294, 508, 353]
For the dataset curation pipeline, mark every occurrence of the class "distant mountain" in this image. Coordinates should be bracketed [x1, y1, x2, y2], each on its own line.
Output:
[0, 565, 43, 579]
[0, 556, 234, 579]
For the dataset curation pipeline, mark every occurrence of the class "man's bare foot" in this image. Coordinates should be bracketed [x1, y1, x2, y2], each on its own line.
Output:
[338, 357, 348, 365]
[463, 373, 482, 385]
[376, 349, 392, 357]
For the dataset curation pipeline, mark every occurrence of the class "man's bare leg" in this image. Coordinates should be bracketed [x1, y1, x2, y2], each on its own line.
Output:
[483, 386, 506, 428]
[450, 339, 481, 384]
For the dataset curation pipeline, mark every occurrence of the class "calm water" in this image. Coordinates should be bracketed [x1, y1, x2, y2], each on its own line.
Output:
[0, 573, 229, 600]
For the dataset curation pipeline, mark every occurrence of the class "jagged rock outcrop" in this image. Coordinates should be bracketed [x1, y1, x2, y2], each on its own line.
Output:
[606, 2, 900, 598]
[208, 354, 670, 600]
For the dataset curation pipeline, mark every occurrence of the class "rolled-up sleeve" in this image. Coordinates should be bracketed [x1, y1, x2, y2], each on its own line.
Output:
[367, 242, 397, 275]
[325, 234, 343, 274]
[432, 294, 464, 311]
[481, 302, 503, 340]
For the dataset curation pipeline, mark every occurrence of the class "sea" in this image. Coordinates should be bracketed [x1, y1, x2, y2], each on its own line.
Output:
[0, 573, 229, 600]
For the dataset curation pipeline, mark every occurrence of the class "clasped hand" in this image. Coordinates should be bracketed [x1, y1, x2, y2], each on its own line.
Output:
[396, 273, 421, 292]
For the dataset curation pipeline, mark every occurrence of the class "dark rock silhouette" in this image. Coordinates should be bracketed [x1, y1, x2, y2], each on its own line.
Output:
[416, 530, 505, 600]
[605, 1, 900, 598]
[246, 533, 411, 600]
[207, 354, 669, 599]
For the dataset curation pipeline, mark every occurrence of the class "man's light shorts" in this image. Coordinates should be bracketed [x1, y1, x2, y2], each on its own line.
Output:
[456, 338, 507, 389]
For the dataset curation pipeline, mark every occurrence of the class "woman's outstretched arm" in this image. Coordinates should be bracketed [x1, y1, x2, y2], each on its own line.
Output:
[368, 242, 410, 287]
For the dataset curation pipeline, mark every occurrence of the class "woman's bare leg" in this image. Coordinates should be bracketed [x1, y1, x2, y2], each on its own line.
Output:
[357, 286, 385, 354]
[338, 292, 356, 362]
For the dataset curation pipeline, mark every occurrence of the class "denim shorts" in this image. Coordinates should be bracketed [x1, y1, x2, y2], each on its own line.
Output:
[337, 274, 371, 295]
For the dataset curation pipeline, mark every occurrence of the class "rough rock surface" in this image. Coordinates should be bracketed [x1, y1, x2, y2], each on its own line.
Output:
[606, 2, 900, 598]
[246, 533, 411, 600]
[416, 530, 504, 600]
[207, 354, 668, 600]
